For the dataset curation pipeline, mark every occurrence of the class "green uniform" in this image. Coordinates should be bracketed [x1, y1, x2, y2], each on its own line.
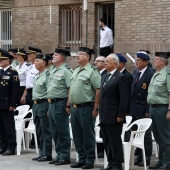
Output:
[47, 63, 72, 161]
[47, 64, 55, 74]
[70, 63, 101, 165]
[11, 59, 19, 69]
[147, 66, 170, 166]
[32, 69, 52, 157]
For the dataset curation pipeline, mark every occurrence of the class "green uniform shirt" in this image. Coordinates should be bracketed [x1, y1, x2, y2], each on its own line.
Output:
[70, 63, 101, 104]
[47, 63, 73, 99]
[48, 64, 55, 74]
[11, 59, 19, 69]
[32, 69, 49, 100]
[147, 66, 170, 104]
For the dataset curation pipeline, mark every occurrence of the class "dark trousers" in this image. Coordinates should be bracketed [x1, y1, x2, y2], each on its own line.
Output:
[0, 110, 16, 150]
[131, 116, 152, 162]
[99, 46, 112, 57]
[26, 89, 34, 109]
[150, 106, 170, 166]
[100, 123, 123, 166]
[71, 106, 96, 165]
[18, 86, 25, 105]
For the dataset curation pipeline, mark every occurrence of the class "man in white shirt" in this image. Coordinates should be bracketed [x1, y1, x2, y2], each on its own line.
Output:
[99, 18, 114, 57]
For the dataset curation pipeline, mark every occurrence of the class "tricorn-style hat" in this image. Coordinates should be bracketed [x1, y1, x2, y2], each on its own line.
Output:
[55, 48, 71, 56]
[155, 52, 170, 58]
[8, 48, 18, 54]
[0, 51, 14, 60]
[116, 54, 127, 63]
[26, 46, 42, 54]
[16, 48, 27, 56]
[36, 54, 51, 61]
[79, 47, 95, 56]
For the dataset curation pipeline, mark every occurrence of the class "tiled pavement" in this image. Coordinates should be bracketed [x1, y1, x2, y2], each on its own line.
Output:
[0, 148, 158, 170]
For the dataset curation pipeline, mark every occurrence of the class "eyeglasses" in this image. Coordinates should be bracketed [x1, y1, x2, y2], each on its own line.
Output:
[77, 52, 88, 56]
[95, 60, 105, 63]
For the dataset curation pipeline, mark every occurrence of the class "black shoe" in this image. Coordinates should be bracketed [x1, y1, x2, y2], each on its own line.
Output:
[70, 162, 85, 168]
[149, 162, 163, 169]
[32, 155, 43, 161]
[138, 161, 150, 167]
[49, 158, 60, 164]
[0, 148, 7, 154]
[82, 164, 94, 169]
[55, 160, 70, 165]
[157, 165, 170, 170]
[2, 149, 15, 156]
[29, 145, 36, 149]
[37, 156, 52, 162]
[98, 152, 104, 158]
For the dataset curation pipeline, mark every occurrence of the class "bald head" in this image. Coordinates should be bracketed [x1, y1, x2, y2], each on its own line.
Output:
[95, 56, 106, 71]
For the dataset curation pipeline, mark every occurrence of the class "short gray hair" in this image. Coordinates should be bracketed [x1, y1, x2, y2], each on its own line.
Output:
[107, 53, 119, 66]
[161, 57, 168, 66]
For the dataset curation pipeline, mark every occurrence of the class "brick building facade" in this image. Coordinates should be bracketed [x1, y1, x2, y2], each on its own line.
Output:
[11, 0, 170, 70]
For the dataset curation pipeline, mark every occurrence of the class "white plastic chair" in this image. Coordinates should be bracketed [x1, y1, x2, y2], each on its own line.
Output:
[23, 109, 38, 154]
[152, 132, 158, 157]
[14, 105, 30, 117]
[15, 109, 31, 155]
[124, 118, 152, 170]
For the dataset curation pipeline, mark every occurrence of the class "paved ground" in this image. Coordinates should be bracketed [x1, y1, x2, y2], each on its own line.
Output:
[0, 148, 158, 170]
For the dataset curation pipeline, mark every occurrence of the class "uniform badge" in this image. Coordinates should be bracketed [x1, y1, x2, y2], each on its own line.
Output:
[7, 72, 11, 74]
[166, 69, 170, 74]
[142, 83, 147, 89]
[2, 76, 10, 80]
[13, 75, 19, 81]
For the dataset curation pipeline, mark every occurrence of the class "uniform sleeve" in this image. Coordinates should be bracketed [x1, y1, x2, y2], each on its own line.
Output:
[64, 69, 73, 88]
[108, 29, 114, 46]
[46, 71, 50, 88]
[10, 71, 20, 107]
[167, 72, 170, 93]
[90, 70, 101, 89]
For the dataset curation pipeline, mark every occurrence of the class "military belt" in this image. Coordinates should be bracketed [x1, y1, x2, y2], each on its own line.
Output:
[26, 88, 32, 93]
[72, 102, 94, 109]
[34, 99, 48, 104]
[150, 104, 168, 108]
[48, 98, 67, 103]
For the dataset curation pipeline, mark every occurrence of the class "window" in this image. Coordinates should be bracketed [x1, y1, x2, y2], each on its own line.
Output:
[60, 4, 82, 47]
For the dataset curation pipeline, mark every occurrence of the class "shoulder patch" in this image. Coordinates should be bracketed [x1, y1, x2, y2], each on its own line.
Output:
[65, 65, 73, 72]
[166, 69, 170, 74]
[46, 70, 50, 76]
[10, 68, 17, 72]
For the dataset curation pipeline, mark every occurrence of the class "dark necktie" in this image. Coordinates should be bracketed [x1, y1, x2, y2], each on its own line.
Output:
[103, 73, 111, 88]
[134, 71, 141, 85]
[102, 29, 105, 31]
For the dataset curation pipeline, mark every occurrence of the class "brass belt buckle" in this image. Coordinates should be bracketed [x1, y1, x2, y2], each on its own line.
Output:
[34, 100, 37, 104]
[73, 104, 77, 108]
[48, 99, 51, 103]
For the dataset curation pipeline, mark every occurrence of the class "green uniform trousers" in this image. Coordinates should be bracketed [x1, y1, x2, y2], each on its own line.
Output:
[71, 106, 96, 165]
[150, 106, 170, 166]
[33, 101, 52, 156]
[48, 99, 70, 161]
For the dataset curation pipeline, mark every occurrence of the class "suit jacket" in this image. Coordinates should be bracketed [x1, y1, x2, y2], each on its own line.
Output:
[101, 69, 107, 76]
[130, 67, 155, 117]
[0, 66, 20, 109]
[99, 70, 129, 124]
[122, 68, 133, 114]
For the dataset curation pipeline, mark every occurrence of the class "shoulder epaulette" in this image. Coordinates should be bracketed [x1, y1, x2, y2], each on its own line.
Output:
[46, 70, 50, 76]
[166, 68, 170, 74]
[10, 68, 17, 72]
[91, 65, 97, 70]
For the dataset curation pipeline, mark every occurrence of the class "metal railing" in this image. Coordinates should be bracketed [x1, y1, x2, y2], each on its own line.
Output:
[0, 9, 12, 50]
[60, 4, 82, 47]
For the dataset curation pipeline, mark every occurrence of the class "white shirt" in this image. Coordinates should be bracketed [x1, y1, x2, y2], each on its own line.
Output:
[100, 26, 114, 48]
[120, 68, 125, 73]
[16, 62, 28, 87]
[138, 67, 147, 79]
[3, 65, 11, 71]
[108, 69, 117, 80]
[100, 69, 106, 74]
[26, 64, 39, 89]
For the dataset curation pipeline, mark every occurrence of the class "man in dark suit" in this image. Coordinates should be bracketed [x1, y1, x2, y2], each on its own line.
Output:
[99, 53, 129, 170]
[130, 52, 155, 167]
[0, 50, 20, 155]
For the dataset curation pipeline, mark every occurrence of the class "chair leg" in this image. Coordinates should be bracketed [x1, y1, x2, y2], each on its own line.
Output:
[123, 142, 131, 170]
[142, 148, 147, 170]
[25, 132, 29, 151]
[22, 132, 26, 150]
[95, 144, 98, 164]
[33, 132, 38, 153]
[130, 146, 135, 169]
[104, 151, 108, 168]
[16, 130, 22, 155]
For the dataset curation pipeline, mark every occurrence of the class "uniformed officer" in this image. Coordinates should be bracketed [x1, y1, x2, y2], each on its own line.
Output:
[130, 52, 154, 167]
[8, 48, 19, 69]
[47, 48, 72, 165]
[0, 49, 20, 155]
[46, 53, 55, 74]
[147, 52, 170, 170]
[69, 47, 101, 169]
[32, 54, 52, 162]
[15, 48, 28, 105]
[25, 46, 42, 108]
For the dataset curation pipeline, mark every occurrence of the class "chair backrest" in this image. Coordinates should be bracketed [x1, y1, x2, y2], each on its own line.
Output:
[15, 105, 30, 116]
[130, 118, 152, 144]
